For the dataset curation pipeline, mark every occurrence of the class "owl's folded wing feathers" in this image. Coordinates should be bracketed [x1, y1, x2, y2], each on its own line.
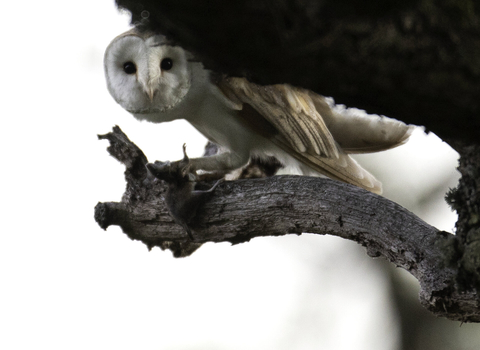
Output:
[215, 77, 414, 194]
[216, 77, 339, 158]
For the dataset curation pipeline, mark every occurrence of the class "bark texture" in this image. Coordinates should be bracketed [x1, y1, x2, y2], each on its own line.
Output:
[95, 126, 479, 322]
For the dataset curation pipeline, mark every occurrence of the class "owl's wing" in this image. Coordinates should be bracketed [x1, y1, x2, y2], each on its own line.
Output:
[215, 77, 339, 158]
[214, 77, 413, 194]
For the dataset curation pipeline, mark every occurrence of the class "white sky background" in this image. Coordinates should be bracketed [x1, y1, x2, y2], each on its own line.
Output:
[0, 1, 476, 349]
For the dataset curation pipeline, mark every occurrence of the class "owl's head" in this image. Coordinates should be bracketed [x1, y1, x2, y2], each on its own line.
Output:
[104, 29, 192, 115]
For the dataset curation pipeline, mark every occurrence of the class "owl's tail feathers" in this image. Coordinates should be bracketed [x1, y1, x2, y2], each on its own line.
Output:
[308, 93, 416, 154]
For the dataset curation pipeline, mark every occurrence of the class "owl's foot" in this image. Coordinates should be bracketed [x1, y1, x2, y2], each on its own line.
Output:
[146, 143, 196, 183]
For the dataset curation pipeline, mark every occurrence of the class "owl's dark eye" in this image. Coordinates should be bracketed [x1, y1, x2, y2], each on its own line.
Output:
[123, 61, 137, 74]
[160, 58, 173, 71]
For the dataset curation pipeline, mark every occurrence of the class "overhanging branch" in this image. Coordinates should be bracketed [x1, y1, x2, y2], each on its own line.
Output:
[95, 126, 479, 322]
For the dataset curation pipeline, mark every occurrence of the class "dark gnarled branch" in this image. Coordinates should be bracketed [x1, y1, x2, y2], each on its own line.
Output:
[95, 126, 480, 322]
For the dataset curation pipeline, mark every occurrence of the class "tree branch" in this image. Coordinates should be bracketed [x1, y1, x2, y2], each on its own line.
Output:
[95, 126, 479, 322]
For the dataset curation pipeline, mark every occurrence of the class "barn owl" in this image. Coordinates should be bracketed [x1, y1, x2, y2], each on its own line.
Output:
[104, 28, 414, 194]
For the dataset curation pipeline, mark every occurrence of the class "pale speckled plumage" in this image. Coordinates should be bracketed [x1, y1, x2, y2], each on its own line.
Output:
[104, 29, 415, 194]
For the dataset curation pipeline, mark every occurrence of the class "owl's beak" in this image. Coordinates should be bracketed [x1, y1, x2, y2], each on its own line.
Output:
[140, 79, 156, 102]
[146, 87, 155, 102]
